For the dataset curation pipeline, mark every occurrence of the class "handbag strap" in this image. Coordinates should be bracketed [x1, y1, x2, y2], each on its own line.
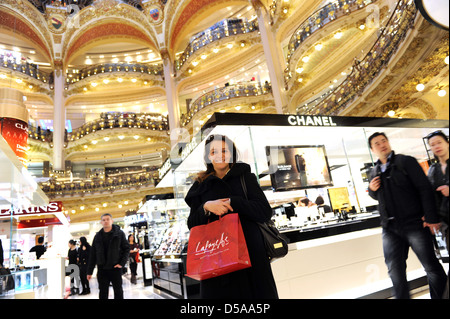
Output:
[240, 175, 248, 200]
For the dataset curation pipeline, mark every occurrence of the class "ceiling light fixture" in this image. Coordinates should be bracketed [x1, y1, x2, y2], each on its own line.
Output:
[334, 32, 343, 39]
[416, 83, 425, 91]
[438, 89, 447, 97]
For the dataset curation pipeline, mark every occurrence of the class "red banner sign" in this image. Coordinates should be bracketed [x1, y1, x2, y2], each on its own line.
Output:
[1, 117, 29, 167]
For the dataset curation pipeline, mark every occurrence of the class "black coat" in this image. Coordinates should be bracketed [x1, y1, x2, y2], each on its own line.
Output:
[87, 224, 130, 275]
[185, 162, 278, 299]
[428, 159, 449, 225]
[368, 152, 439, 230]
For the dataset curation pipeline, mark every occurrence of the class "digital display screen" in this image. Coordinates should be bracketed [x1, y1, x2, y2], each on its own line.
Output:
[265, 145, 333, 191]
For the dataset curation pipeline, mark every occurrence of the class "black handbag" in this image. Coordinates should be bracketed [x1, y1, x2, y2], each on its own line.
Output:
[240, 175, 288, 262]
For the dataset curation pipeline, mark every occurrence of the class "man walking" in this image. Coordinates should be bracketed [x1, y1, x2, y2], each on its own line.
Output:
[87, 213, 129, 299]
[368, 132, 447, 299]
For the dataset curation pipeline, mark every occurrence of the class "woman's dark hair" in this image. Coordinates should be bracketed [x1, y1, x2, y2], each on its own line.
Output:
[315, 195, 325, 205]
[37, 236, 44, 244]
[79, 236, 90, 248]
[128, 234, 136, 243]
[426, 130, 449, 143]
[197, 134, 239, 183]
[69, 239, 76, 246]
[300, 198, 310, 206]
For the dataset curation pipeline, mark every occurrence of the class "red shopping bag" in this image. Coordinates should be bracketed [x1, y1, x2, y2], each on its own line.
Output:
[186, 213, 251, 280]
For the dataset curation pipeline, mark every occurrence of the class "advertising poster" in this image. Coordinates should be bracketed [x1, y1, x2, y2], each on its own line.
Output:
[266, 145, 333, 191]
[1, 117, 29, 167]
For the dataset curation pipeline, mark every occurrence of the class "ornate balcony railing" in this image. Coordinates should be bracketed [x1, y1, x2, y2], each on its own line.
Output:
[68, 112, 169, 141]
[40, 169, 160, 198]
[28, 112, 169, 144]
[67, 62, 163, 85]
[28, 126, 54, 143]
[313, 0, 417, 115]
[181, 82, 272, 126]
[1, 54, 52, 84]
[175, 19, 259, 71]
[285, 0, 377, 82]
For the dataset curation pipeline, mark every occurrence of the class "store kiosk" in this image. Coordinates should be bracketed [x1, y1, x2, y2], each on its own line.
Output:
[0, 136, 52, 298]
[155, 113, 448, 299]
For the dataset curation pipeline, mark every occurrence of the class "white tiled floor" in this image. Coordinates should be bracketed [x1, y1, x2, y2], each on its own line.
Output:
[66, 274, 169, 299]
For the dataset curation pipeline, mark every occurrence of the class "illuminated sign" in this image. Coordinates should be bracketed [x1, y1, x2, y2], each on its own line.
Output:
[0, 201, 63, 216]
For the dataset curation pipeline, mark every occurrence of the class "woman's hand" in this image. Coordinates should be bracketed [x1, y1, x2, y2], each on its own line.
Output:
[437, 185, 449, 197]
[203, 198, 233, 216]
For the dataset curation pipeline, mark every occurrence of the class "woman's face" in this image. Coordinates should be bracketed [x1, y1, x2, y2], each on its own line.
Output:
[208, 140, 232, 171]
[429, 135, 449, 158]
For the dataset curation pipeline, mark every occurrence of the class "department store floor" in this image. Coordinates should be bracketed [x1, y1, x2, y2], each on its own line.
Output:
[54, 273, 436, 299]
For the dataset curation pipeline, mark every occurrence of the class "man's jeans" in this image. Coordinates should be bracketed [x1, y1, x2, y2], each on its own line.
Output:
[382, 227, 447, 299]
[97, 268, 123, 299]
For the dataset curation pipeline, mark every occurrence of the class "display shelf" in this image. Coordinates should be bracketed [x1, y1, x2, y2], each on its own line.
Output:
[151, 258, 185, 299]
[152, 220, 189, 259]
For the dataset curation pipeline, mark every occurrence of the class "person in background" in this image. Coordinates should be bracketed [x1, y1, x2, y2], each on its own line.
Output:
[78, 236, 91, 295]
[185, 134, 278, 299]
[67, 239, 79, 296]
[128, 234, 140, 285]
[368, 132, 447, 299]
[315, 195, 332, 213]
[29, 236, 46, 259]
[296, 197, 315, 207]
[87, 213, 129, 299]
[426, 130, 449, 299]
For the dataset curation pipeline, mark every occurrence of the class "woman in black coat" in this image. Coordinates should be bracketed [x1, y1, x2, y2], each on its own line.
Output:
[78, 236, 91, 295]
[185, 134, 278, 299]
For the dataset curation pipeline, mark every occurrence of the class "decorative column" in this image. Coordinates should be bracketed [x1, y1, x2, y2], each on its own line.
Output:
[0, 88, 29, 167]
[251, 0, 286, 114]
[161, 50, 181, 135]
[52, 62, 65, 171]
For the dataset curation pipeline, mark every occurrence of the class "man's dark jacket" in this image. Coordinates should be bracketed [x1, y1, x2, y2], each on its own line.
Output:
[368, 152, 440, 230]
[87, 224, 129, 275]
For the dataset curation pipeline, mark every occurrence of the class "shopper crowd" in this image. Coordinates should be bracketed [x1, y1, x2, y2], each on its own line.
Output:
[59, 131, 448, 300]
[65, 214, 140, 299]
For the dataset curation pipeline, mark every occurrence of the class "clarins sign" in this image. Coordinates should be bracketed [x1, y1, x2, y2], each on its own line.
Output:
[0, 201, 63, 216]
